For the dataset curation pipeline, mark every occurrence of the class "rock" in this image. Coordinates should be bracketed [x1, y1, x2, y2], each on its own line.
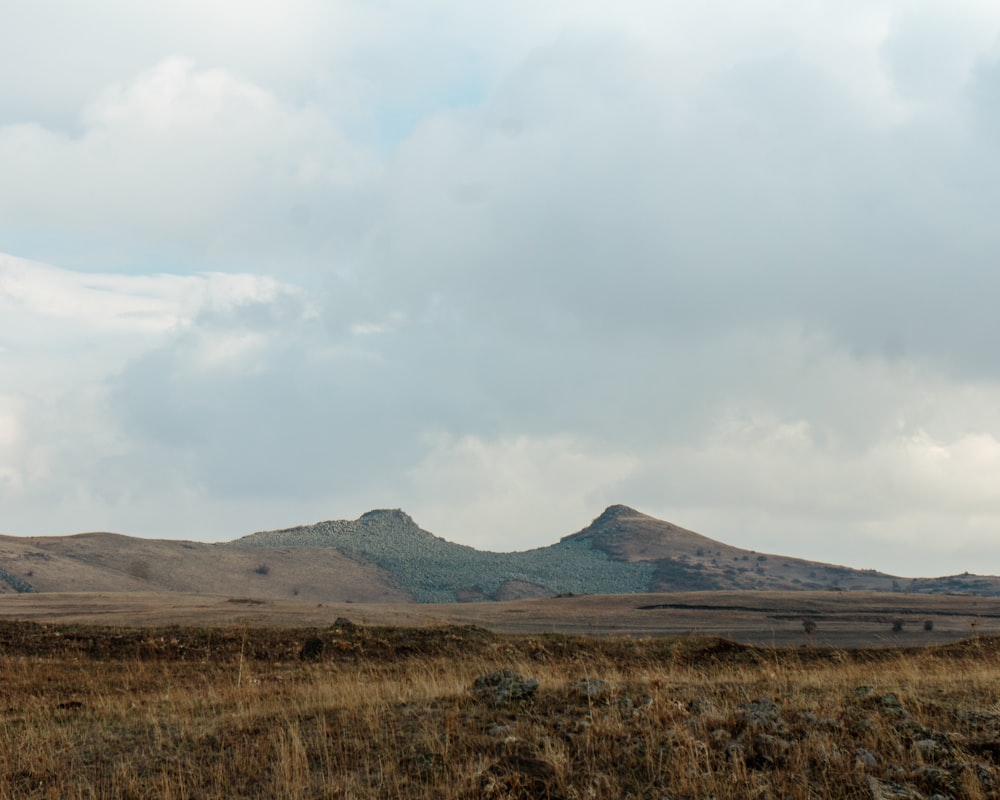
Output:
[913, 738, 941, 756]
[571, 677, 608, 700]
[957, 710, 1000, 731]
[740, 696, 783, 732]
[968, 761, 998, 790]
[909, 766, 952, 792]
[726, 740, 746, 761]
[616, 695, 653, 714]
[472, 670, 539, 705]
[855, 747, 879, 769]
[709, 728, 732, 745]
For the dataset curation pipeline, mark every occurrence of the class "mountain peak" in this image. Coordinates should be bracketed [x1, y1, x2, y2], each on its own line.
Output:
[594, 504, 643, 525]
[358, 508, 417, 527]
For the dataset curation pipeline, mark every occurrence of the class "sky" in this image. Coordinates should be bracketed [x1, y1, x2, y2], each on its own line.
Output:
[2, 1, 1000, 577]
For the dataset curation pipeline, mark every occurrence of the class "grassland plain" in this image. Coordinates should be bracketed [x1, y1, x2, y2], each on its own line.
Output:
[3, 620, 1000, 798]
[3, 589, 999, 647]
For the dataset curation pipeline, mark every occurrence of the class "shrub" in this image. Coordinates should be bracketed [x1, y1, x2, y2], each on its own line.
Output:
[254, 564, 271, 576]
[299, 637, 324, 660]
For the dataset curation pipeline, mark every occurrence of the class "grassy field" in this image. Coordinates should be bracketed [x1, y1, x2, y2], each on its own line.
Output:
[3, 619, 1000, 798]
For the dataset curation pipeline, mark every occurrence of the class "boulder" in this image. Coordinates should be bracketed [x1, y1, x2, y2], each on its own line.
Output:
[472, 669, 539, 705]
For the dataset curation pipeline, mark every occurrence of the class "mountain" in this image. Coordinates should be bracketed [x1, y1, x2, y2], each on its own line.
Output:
[2, 505, 999, 600]
[232, 507, 655, 602]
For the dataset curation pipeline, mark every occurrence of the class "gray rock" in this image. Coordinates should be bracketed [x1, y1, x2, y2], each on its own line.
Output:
[472, 669, 539, 705]
[913, 738, 941, 756]
[741, 696, 783, 731]
[571, 677, 608, 700]
[910, 766, 951, 791]
[725, 740, 746, 761]
[957, 710, 1000, 730]
[615, 695, 653, 717]
[852, 718, 876, 736]
[709, 728, 732, 745]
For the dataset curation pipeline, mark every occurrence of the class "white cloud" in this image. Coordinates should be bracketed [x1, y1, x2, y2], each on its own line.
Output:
[2, 2, 1000, 578]
[0, 395, 23, 490]
[407, 433, 639, 550]
[0, 252, 306, 335]
[0, 57, 379, 273]
[1, 253, 195, 334]
[620, 410, 1000, 575]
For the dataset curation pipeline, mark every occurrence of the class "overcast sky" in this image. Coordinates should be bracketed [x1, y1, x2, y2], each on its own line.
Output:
[2, 1, 1000, 576]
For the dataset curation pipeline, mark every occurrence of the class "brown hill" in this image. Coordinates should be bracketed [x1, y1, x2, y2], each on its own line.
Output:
[563, 504, 893, 592]
[0, 532, 406, 602]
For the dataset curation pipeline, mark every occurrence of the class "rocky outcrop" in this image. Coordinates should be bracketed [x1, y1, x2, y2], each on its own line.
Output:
[471, 670, 539, 705]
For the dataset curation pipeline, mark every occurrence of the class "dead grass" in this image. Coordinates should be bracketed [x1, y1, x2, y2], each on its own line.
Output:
[1, 622, 999, 798]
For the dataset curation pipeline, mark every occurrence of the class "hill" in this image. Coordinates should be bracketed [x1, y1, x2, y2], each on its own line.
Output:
[2, 505, 999, 601]
[0, 530, 407, 603]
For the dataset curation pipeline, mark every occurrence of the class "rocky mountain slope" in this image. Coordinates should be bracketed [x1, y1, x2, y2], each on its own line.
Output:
[232, 505, 1000, 600]
[2, 505, 998, 601]
[232, 508, 655, 602]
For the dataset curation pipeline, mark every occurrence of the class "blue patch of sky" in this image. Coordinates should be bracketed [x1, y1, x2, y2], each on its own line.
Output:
[348, 61, 490, 152]
[0, 226, 210, 277]
[2, 226, 343, 296]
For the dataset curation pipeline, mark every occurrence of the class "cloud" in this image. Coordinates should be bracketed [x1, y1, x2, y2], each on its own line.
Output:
[3, 2, 1000, 577]
[406, 433, 639, 551]
[0, 57, 379, 273]
[0, 253, 313, 522]
[2, 252, 222, 334]
[0, 252, 306, 340]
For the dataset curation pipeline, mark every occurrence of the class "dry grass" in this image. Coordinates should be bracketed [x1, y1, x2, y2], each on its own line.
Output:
[2, 621, 1000, 798]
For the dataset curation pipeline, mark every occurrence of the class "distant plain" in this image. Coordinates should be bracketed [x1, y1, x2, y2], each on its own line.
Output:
[2, 588, 999, 648]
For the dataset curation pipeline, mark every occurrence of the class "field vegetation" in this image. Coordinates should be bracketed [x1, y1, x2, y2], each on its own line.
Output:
[2, 620, 1000, 798]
